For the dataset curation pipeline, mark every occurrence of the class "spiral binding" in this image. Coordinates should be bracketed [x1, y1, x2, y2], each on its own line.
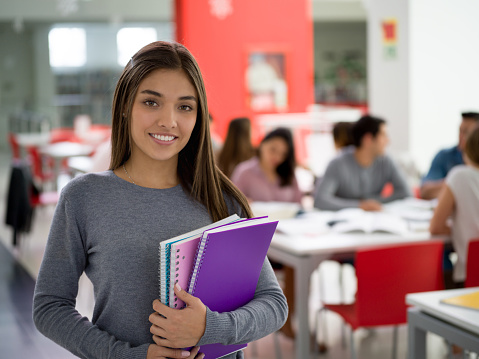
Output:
[188, 235, 210, 294]
[159, 242, 173, 305]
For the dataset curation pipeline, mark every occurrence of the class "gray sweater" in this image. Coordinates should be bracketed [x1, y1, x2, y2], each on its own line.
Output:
[33, 171, 287, 359]
[314, 151, 412, 211]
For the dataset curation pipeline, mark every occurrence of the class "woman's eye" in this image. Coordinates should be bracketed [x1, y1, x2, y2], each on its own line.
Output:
[144, 100, 158, 107]
[179, 105, 193, 111]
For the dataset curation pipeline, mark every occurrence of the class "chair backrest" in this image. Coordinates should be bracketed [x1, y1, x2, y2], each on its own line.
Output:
[465, 238, 479, 288]
[355, 240, 444, 327]
[8, 132, 21, 160]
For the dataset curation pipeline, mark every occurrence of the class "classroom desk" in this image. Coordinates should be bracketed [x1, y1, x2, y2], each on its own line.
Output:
[40, 141, 94, 188]
[268, 230, 441, 359]
[406, 287, 479, 359]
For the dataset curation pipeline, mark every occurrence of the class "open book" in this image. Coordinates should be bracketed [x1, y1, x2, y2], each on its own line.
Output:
[330, 208, 409, 235]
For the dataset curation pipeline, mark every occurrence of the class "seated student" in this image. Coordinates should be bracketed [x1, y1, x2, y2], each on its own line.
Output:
[430, 126, 479, 287]
[314, 115, 411, 211]
[231, 127, 301, 339]
[332, 121, 354, 153]
[420, 112, 479, 199]
[217, 117, 255, 178]
[231, 127, 302, 204]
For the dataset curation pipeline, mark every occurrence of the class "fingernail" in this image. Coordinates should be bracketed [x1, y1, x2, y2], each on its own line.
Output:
[175, 283, 182, 292]
[181, 350, 190, 357]
[199, 354, 205, 359]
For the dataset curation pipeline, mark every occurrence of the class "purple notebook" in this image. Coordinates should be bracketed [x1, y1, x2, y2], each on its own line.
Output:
[187, 217, 278, 358]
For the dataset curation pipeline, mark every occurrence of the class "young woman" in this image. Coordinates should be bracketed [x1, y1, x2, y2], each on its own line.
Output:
[33, 41, 287, 359]
[231, 127, 302, 204]
[217, 117, 255, 178]
[430, 125, 479, 287]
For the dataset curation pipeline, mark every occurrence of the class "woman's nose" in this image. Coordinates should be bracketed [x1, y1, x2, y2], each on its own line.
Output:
[157, 107, 177, 128]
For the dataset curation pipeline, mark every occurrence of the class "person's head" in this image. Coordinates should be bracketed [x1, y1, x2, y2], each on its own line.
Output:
[110, 41, 252, 220]
[464, 126, 479, 166]
[458, 112, 479, 151]
[332, 121, 354, 150]
[258, 127, 296, 186]
[110, 41, 208, 171]
[217, 117, 254, 177]
[351, 115, 389, 156]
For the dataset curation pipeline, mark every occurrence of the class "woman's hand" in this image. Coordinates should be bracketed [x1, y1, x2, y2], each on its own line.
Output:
[146, 344, 204, 359]
[149, 283, 207, 349]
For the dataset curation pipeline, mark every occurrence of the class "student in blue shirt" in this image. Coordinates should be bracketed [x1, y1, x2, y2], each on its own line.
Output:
[420, 112, 479, 199]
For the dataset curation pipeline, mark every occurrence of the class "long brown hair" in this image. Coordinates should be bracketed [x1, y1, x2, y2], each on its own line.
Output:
[109, 41, 252, 221]
[217, 117, 255, 178]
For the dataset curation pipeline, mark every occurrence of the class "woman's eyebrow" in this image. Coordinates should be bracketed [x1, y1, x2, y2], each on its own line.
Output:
[140, 89, 197, 102]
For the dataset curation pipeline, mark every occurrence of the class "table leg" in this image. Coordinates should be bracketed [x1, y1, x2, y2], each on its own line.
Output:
[408, 308, 427, 359]
[267, 247, 327, 359]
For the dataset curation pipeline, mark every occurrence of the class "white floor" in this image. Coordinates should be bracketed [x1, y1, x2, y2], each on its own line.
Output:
[0, 149, 455, 359]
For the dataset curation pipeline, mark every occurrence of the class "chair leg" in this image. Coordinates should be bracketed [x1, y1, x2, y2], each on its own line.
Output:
[392, 326, 398, 359]
[350, 327, 357, 359]
[341, 321, 347, 348]
[314, 307, 329, 356]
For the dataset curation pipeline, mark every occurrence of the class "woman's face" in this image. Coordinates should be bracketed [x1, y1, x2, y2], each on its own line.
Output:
[259, 137, 289, 171]
[129, 68, 198, 167]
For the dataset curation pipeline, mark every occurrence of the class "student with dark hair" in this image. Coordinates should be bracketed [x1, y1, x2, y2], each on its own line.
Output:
[314, 115, 411, 211]
[231, 127, 302, 203]
[332, 121, 354, 151]
[430, 126, 479, 287]
[33, 41, 287, 359]
[217, 117, 255, 178]
[420, 112, 479, 199]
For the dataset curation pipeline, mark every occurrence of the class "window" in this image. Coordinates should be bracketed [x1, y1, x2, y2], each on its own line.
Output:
[117, 27, 158, 66]
[49, 27, 87, 68]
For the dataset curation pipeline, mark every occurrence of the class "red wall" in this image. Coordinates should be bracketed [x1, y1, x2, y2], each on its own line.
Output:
[175, 0, 314, 142]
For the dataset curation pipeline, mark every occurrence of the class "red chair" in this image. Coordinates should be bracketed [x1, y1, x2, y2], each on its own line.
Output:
[8, 132, 21, 160]
[465, 238, 479, 288]
[26, 146, 55, 189]
[50, 127, 80, 143]
[316, 240, 444, 359]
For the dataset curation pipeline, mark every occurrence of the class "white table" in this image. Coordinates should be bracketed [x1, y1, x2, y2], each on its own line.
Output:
[15, 132, 51, 147]
[268, 230, 443, 359]
[40, 141, 94, 188]
[406, 287, 479, 359]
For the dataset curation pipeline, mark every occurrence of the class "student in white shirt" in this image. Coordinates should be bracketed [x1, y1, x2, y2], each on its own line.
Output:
[430, 125, 479, 286]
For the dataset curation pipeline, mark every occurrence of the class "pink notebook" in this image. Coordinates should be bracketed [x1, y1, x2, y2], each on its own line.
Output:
[170, 236, 201, 308]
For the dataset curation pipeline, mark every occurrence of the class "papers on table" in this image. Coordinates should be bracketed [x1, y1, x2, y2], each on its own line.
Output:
[276, 198, 435, 237]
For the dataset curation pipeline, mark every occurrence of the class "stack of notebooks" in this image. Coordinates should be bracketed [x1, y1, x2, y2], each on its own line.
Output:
[158, 215, 278, 358]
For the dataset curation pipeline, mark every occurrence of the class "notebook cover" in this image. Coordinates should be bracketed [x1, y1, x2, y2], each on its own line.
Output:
[169, 217, 268, 308]
[170, 237, 201, 309]
[440, 290, 479, 310]
[188, 220, 278, 358]
[158, 214, 240, 305]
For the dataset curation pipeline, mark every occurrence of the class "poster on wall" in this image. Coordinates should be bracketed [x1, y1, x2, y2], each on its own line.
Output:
[382, 18, 398, 60]
[245, 49, 289, 112]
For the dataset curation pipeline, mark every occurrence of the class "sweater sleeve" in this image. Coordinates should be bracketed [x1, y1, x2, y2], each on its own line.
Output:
[313, 161, 361, 210]
[197, 258, 288, 347]
[33, 194, 150, 359]
[378, 156, 412, 203]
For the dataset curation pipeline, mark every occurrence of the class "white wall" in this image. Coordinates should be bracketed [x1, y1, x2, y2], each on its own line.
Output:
[367, 0, 479, 175]
[367, 0, 410, 156]
[409, 0, 479, 173]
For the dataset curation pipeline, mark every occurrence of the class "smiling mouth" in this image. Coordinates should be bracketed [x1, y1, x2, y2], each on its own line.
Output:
[150, 134, 177, 142]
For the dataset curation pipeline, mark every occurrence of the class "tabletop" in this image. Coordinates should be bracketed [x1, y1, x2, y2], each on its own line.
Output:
[406, 287, 479, 336]
[40, 141, 94, 159]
